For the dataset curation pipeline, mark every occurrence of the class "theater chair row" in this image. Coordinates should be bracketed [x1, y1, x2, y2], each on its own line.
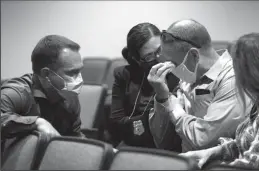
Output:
[2, 131, 245, 170]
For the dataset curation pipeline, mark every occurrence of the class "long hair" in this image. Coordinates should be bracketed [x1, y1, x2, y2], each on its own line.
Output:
[232, 33, 259, 107]
[122, 23, 161, 65]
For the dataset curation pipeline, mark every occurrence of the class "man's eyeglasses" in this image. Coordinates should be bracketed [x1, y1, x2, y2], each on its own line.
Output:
[161, 30, 201, 48]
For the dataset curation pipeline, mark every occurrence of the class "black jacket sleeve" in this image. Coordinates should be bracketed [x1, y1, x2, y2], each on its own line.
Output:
[1, 88, 38, 139]
[70, 99, 85, 138]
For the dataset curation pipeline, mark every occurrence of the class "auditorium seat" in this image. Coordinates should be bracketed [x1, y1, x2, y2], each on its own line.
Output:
[1, 131, 51, 170]
[78, 84, 107, 139]
[108, 146, 197, 170]
[206, 163, 255, 170]
[81, 57, 127, 142]
[212, 41, 231, 50]
[1, 78, 9, 86]
[37, 136, 114, 170]
[81, 57, 111, 85]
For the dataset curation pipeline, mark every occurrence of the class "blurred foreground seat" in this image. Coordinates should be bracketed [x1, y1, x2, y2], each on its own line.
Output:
[37, 136, 114, 170]
[108, 146, 197, 170]
[1, 131, 51, 170]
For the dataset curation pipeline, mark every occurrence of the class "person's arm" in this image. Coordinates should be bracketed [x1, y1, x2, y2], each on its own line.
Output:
[110, 67, 147, 140]
[150, 75, 252, 150]
[1, 88, 39, 139]
[110, 67, 130, 125]
[69, 96, 85, 138]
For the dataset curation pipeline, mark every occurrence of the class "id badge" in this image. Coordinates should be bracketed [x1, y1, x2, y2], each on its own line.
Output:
[133, 120, 145, 136]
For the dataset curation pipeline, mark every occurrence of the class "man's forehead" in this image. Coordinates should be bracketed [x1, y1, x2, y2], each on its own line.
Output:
[57, 48, 82, 69]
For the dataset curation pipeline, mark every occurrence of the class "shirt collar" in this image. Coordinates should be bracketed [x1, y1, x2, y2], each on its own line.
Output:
[33, 89, 47, 99]
[32, 74, 63, 104]
[203, 49, 232, 81]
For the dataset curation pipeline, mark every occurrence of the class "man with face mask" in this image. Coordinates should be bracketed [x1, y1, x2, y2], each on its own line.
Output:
[1, 35, 85, 144]
[147, 19, 253, 152]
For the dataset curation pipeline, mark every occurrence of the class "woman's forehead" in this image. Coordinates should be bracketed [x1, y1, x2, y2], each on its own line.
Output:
[139, 36, 160, 57]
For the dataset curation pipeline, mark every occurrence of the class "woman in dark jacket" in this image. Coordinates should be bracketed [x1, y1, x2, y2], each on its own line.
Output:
[108, 23, 180, 149]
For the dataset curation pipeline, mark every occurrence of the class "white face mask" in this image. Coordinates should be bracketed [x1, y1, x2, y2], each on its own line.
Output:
[171, 50, 199, 84]
[48, 70, 84, 94]
[64, 73, 84, 94]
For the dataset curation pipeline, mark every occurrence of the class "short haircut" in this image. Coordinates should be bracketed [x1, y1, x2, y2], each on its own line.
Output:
[31, 35, 80, 74]
[167, 19, 212, 53]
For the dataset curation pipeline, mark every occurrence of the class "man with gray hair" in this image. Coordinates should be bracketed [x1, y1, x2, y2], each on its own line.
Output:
[148, 19, 252, 152]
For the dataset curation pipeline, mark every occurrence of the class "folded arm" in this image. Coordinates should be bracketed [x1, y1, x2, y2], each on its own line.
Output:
[1, 88, 39, 139]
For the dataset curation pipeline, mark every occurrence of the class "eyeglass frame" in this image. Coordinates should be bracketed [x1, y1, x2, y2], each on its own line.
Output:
[161, 30, 201, 49]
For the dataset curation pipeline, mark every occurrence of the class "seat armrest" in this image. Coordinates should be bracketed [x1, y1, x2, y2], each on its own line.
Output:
[81, 128, 99, 140]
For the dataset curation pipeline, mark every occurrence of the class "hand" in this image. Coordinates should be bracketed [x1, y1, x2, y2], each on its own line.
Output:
[176, 89, 192, 111]
[147, 62, 174, 100]
[176, 89, 185, 109]
[35, 118, 60, 137]
[179, 148, 218, 169]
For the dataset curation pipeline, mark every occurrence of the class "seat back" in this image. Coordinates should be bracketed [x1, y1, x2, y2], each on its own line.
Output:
[207, 164, 254, 170]
[78, 84, 107, 129]
[1, 78, 9, 86]
[108, 146, 196, 170]
[105, 58, 128, 91]
[37, 136, 114, 170]
[1, 131, 50, 170]
[212, 41, 231, 50]
[81, 57, 111, 85]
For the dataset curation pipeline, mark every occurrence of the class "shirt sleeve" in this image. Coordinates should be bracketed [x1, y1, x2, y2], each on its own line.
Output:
[149, 74, 252, 150]
[69, 96, 85, 138]
[1, 88, 39, 139]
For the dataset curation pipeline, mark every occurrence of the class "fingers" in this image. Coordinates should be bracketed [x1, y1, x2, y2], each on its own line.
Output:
[156, 63, 173, 77]
[149, 63, 164, 76]
[198, 158, 207, 169]
[161, 68, 172, 80]
[113, 148, 118, 153]
[178, 153, 187, 157]
[176, 89, 183, 98]
[149, 62, 174, 77]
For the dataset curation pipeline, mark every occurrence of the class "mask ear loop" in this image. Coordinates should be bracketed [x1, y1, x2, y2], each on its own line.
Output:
[48, 70, 68, 91]
[129, 73, 146, 119]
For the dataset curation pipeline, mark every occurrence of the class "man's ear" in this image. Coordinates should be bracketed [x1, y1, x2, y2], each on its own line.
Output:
[189, 48, 199, 65]
[184, 48, 199, 72]
[40, 67, 50, 78]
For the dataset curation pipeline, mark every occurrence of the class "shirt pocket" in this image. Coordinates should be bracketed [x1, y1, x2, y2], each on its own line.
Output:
[193, 92, 214, 118]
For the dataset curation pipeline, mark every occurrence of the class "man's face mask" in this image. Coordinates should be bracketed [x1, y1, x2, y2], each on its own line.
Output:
[171, 50, 199, 84]
[161, 30, 201, 84]
[45, 70, 84, 95]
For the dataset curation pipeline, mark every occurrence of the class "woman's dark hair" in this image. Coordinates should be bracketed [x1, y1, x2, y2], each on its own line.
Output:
[122, 23, 161, 65]
[232, 33, 259, 107]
